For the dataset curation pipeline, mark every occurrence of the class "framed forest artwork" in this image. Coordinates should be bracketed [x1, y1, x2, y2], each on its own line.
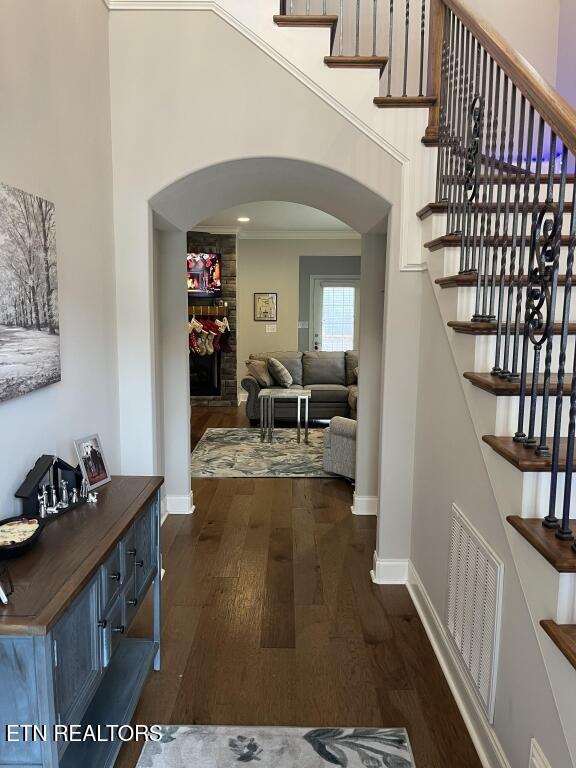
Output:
[0, 182, 60, 403]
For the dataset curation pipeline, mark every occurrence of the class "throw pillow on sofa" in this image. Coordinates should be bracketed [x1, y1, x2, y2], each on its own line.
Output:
[267, 357, 293, 388]
[246, 359, 274, 388]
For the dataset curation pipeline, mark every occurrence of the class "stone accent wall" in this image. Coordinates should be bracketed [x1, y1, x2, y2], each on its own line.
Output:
[187, 232, 237, 407]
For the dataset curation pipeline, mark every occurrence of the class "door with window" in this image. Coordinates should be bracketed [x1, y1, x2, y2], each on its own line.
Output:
[311, 278, 360, 352]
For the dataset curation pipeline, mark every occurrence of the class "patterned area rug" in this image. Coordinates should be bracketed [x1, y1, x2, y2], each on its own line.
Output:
[137, 726, 415, 767]
[191, 428, 332, 478]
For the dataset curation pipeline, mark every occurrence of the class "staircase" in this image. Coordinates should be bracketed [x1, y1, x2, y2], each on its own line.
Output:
[271, 0, 576, 763]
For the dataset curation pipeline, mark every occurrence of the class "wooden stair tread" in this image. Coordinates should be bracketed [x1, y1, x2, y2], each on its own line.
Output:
[436, 273, 570, 288]
[418, 201, 574, 220]
[325, 55, 388, 69]
[540, 620, 576, 668]
[464, 371, 574, 396]
[448, 320, 576, 335]
[425, 233, 573, 251]
[374, 96, 437, 108]
[273, 14, 338, 27]
[485, 436, 576, 472]
[507, 517, 576, 571]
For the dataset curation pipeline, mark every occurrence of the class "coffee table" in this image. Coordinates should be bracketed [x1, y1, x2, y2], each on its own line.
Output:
[258, 388, 311, 444]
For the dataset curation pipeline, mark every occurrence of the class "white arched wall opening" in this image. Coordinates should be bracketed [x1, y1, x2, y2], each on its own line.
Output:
[149, 158, 389, 516]
[109, 5, 424, 571]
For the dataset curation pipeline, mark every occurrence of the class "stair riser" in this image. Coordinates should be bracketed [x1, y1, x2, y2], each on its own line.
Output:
[452, 332, 576, 374]
[425, 211, 573, 242]
[456, 286, 576, 322]
[442, 245, 576, 279]
[470, 385, 571, 441]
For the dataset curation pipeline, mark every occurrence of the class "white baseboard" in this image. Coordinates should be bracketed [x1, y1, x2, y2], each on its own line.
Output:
[407, 563, 511, 768]
[160, 496, 169, 525]
[238, 392, 248, 403]
[370, 553, 410, 584]
[351, 493, 378, 516]
[166, 492, 195, 515]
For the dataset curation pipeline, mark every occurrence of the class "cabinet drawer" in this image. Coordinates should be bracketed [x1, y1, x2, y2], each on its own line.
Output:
[134, 503, 156, 598]
[100, 594, 124, 667]
[52, 575, 101, 727]
[100, 543, 123, 610]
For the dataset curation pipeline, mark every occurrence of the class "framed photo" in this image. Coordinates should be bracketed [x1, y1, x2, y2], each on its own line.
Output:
[74, 434, 111, 490]
[254, 292, 277, 322]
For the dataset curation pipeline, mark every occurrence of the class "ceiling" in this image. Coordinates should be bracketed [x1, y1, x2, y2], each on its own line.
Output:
[195, 201, 358, 238]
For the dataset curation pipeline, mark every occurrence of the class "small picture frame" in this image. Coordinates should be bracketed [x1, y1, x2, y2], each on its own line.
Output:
[74, 434, 111, 491]
[254, 292, 277, 322]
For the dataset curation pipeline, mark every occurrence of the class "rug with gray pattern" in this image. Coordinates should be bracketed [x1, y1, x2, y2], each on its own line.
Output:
[191, 428, 332, 478]
[137, 726, 415, 767]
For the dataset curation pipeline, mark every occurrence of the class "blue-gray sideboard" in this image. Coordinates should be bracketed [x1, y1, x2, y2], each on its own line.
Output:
[0, 475, 163, 768]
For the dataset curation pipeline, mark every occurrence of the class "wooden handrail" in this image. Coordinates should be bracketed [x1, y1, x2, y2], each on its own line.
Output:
[440, 0, 576, 155]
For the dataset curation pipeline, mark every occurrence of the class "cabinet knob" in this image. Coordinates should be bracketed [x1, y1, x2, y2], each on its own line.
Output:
[112, 625, 125, 634]
[135, 559, 144, 568]
[128, 597, 138, 607]
[127, 548, 137, 557]
[98, 619, 107, 629]
[109, 572, 121, 581]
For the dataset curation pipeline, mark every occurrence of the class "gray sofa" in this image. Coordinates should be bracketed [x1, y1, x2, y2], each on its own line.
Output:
[241, 350, 358, 422]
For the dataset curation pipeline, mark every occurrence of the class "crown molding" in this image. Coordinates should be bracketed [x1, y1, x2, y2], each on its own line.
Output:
[190, 226, 360, 240]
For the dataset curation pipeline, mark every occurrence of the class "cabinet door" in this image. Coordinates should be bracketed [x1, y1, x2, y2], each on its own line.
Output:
[52, 575, 101, 726]
[134, 503, 156, 599]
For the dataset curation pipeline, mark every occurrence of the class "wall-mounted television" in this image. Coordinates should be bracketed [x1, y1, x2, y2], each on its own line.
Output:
[187, 252, 222, 298]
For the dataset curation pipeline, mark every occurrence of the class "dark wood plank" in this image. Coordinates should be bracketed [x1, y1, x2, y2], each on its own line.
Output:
[464, 371, 575, 396]
[425, 233, 573, 251]
[437, 273, 570, 288]
[485, 435, 576, 472]
[0, 476, 163, 635]
[260, 526, 296, 649]
[419, 200, 573, 220]
[448, 320, 576, 336]
[273, 14, 338, 27]
[507, 517, 576, 572]
[325, 55, 387, 71]
[116, 405, 482, 768]
[374, 96, 437, 107]
[540, 620, 576, 669]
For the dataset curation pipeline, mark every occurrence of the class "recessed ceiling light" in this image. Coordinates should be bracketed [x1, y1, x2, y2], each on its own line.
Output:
[237, 216, 250, 223]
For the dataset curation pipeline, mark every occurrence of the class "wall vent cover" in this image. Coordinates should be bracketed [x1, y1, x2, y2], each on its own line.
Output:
[446, 503, 504, 723]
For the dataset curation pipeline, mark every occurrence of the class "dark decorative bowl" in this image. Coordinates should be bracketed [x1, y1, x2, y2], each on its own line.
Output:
[0, 516, 44, 559]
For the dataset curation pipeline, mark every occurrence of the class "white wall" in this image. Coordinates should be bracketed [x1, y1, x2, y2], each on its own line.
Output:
[556, 0, 576, 106]
[237, 237, 361, 385]
[0, 0, 118, 519]
[411, 279, 573, 768]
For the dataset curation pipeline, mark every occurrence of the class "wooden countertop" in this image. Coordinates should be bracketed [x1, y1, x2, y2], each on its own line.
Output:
[0, 475, 163, 636]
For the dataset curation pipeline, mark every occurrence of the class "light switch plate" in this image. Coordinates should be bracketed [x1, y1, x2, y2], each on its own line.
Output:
[298, 321, 309, 329]
[265, 324, 277, 333]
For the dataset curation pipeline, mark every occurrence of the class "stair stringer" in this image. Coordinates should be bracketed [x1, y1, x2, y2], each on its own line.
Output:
[422, 236, 576, 766]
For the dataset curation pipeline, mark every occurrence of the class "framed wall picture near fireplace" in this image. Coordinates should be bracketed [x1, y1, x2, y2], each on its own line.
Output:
[254, 292, 277, 322]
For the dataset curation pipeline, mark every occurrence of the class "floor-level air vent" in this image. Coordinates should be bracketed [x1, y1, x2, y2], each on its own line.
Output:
[446, 503, 503, 723]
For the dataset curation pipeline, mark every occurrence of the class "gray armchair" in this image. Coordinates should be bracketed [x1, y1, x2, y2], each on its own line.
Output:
[323, 417, 357, 479]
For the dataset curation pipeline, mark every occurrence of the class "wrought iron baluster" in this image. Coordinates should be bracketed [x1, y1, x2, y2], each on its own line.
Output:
[435, 8, 451, 203]
[455, 28, 472, 247]
[373, 0, 379, 56]
[402, 0, 410, 96]
[500, 95, 527, 377]
[460, 34, 479, 272]
[472, 56, 496, 320]
[419, 0, 426, 96]
[468, 45, 488, 275]
[306, 0, 310, 15]
[356, 0, 361, 56]
[546, 161, 574, 532]
[514, 116, 546, 443]
[387, 0, 394, 95]
[323, 0, 327, 14]
[447, 20, 465, 237]
[490, 76, 512, 372]
[441, 12, 457, 207]
[339, 0, 344, 56]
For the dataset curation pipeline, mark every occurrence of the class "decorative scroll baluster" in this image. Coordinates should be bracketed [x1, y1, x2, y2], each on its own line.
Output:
[446, 19, 464, 237]
[402, 0, 411, 96]
[514, 117, 546, 443]
[454, 29, 472, 245]
[435, 8, 451, 203]
[461, 42, 483, 273]
[419, 0, 426, 96]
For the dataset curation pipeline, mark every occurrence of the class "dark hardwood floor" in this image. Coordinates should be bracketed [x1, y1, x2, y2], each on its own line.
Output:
[117, 405, 481, 768]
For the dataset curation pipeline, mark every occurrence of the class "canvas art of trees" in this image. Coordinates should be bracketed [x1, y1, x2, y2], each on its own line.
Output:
[0, 182, 61, 402]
